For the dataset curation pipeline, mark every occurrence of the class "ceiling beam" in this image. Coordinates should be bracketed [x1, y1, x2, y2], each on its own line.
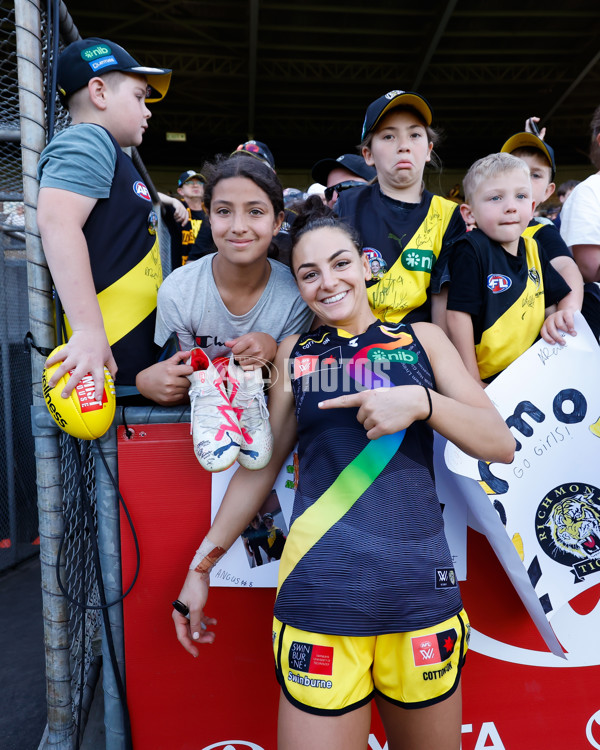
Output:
[542, 48, 600, 125]
[412, 0, 458, 90]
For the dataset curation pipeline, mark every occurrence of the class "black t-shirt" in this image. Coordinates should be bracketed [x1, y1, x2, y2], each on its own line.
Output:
[336, 184, 465, 323]
[447, 229, 571, 380]
[524, 219, 572, 261]
[162, 201, 207, 268]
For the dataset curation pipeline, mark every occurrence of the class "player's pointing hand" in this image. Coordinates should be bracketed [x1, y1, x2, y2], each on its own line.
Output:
[319, 385, 431, 439]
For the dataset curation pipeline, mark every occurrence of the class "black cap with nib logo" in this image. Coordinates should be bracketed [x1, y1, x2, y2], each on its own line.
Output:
[57, 38, 171, 103]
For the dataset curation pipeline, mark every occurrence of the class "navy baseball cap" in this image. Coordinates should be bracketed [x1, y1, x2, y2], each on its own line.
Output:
[311, 154, 376, 185]
[361, 90, 433, 140]
[57, 38, 171, 103]
[231, 140, 276, 170]
[178, 170, 206, 187]
[501, 132, 556, 180]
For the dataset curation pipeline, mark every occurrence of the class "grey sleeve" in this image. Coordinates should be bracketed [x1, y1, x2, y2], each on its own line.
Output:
[278, 296, 314, 341]
[155, 276, 185, 347]
[37, 124, 117, 199]
[154, 269, 198, 350]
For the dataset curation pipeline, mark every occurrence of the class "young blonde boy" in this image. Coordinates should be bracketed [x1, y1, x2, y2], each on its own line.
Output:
[447, 152, 575, 387]
[37, 38, 173, 402]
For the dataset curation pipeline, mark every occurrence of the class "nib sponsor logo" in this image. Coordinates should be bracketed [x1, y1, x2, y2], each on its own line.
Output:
[411, 628, 457, 667]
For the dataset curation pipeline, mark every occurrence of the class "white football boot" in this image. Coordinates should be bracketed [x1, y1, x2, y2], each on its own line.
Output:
[226, 355, 273, 470]
[187, 348, 241, 472]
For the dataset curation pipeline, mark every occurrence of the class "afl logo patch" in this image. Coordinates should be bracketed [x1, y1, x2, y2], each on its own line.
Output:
[133, 181, 151, 201]
[487, 273, 512, 293]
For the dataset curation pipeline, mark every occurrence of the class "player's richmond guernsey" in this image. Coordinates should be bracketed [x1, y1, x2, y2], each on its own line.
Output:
[70, 129, 162, 386]
[274, 321, 462, 636]
[336, 185, 464, 324]
[447, 229, 570, 381]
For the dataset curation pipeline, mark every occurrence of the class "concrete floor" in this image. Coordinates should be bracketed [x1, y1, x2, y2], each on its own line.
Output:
[0, 556, 47, 750]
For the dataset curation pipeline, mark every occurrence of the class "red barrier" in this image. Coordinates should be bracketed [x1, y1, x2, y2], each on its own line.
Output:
[119, 423, 600, 750]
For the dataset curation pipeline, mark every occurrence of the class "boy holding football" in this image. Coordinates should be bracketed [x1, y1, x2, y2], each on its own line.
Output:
[37, 38, 175, 402]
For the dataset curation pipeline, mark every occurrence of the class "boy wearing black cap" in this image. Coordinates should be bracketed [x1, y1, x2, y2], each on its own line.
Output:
[311, 153, 376, 208]
[159, 170, 207, 269]
[500, 131, 584, 319]
[37, 38, 171, 402]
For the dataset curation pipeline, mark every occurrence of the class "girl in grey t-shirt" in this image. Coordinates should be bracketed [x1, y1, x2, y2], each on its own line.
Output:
[136, 156, 313, 405]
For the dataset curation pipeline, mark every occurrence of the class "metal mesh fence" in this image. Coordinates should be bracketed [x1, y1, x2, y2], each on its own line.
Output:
[0, 3, 23, 196]
[0, 1, 38, 572]
[59, 434, 103, 730]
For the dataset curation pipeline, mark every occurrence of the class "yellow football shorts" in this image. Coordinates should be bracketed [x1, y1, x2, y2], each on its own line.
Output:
[272, 609, 469, 715]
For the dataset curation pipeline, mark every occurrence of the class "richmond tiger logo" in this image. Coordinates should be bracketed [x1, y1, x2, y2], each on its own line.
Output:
[547, 492, 600, 559]
[536, 484, 600, 573]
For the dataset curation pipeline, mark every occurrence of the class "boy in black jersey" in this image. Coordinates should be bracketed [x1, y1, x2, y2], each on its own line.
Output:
[500, 131, 584, 316]
[37, 38, 172, 402]
[159, 170, 207, 269]
[447, 152, 575, 386]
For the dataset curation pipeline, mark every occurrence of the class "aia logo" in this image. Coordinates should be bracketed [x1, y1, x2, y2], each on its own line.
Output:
[487, 273, 512, 293]
[133, 181, 151, 201]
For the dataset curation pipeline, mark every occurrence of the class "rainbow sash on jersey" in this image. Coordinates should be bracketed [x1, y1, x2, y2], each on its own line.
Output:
[277, 332, 410, 593]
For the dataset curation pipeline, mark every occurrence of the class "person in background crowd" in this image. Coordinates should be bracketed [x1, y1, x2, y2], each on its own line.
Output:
[311, 153, 376, 208]
[159, 170, 207, 269]
[559, 105, 600, 284]
[305, 183, 327, 203]
[558, 106, 600, 337]
[553, 179, 580, 230]
[500, 131, 583, 320]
